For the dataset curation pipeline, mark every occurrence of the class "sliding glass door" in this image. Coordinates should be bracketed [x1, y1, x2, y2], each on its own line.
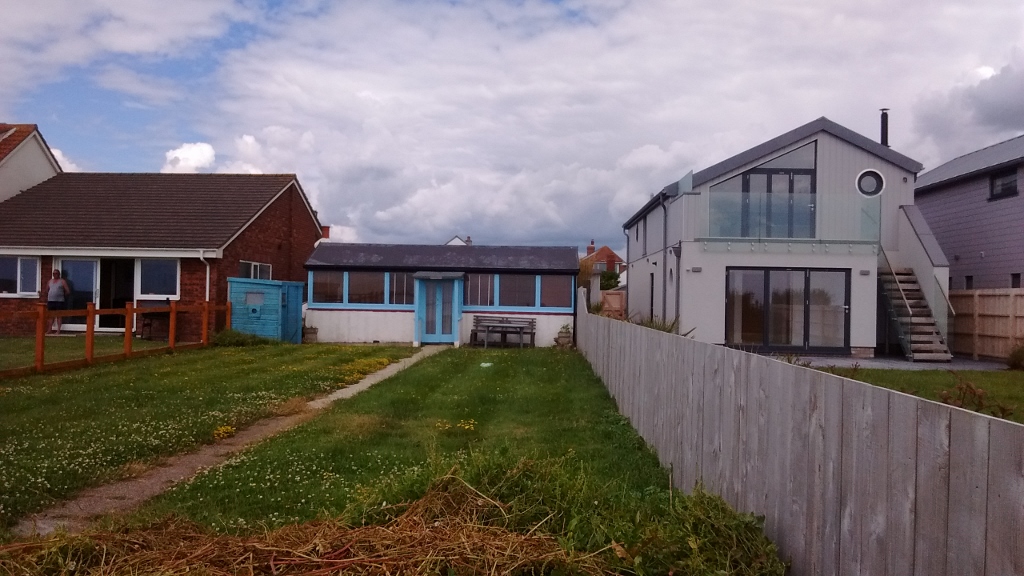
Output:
[726, 267, 849, 352]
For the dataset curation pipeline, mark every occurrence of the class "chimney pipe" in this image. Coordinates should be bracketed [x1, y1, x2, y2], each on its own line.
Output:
[880, 108, 890, 148]
[465, 235, 472, 246]
[320, 225, 330, 238]
[587, 240, 595, 256]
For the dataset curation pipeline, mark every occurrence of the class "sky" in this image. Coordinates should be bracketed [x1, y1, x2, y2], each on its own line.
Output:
[2, 0, 1023, 252]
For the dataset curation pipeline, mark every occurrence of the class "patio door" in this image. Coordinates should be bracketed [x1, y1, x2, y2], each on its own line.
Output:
[57, 259, 99, 330]
[419, 280, 458, 344]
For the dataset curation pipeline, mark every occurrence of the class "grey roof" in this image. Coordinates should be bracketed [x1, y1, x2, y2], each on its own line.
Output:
[624, 117, 924, 229]
[306, 243, 579, 273]
[916, 133, 1024, 193]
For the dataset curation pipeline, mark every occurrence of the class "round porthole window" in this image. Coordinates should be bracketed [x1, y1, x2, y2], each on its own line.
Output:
[856, 169, 885, 197]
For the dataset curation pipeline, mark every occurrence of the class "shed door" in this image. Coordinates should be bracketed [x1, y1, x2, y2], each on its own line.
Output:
[419, 280, 457, 344]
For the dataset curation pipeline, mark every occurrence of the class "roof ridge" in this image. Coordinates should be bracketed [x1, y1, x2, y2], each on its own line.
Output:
[930, 132, 1024, 166]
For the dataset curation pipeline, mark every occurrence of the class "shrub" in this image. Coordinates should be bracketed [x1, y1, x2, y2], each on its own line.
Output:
[600, 270, 620, 290]
[1007, 345, 1024, 370]
[212, 329, 278, 347]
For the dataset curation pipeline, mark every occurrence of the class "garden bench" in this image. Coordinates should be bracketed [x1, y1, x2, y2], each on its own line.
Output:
[470, 315, 536, 348]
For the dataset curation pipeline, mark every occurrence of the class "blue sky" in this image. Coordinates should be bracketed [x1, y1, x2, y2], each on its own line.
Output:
[3, 0, 1023, 250]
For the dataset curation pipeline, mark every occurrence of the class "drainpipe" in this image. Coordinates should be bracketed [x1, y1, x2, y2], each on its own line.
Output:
[623, 227, 630, 315]
[661, 195, 669, 322]
[198, 250, 211, 301]
[673, 243, 681, 329]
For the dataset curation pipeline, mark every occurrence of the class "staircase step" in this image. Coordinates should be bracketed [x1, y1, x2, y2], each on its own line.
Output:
[900, 317, 937, 325]
[909, 334, 942, 342]
[912, 343, 950, 352]
[912, 352, 953, 362]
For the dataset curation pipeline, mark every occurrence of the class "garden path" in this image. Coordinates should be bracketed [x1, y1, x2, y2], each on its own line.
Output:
[13, 345, 448, 538]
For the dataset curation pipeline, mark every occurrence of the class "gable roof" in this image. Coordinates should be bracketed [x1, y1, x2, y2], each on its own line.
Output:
[0, 173, 319, 251]
[0, 124, 61, 172]
[580, 245, 623, 264]
[916, 133, 1024, 193]
[624, 117, 924, 229]
[306, 243, 579, 274]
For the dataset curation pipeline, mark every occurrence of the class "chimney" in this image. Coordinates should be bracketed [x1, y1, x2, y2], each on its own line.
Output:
[320, 225, 330, 238]
[586, 240, 595, 256]
[465, 235, 472, 246]
[880, 108, 890, 147]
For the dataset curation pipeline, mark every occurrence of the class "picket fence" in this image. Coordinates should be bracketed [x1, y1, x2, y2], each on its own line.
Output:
[576, 302, 1023, 576]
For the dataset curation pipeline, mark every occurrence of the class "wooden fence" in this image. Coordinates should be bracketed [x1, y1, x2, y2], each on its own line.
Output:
[950, 288, 1024, 360]
[0, 301, 231, 380]
[576, 299, 1024, 576]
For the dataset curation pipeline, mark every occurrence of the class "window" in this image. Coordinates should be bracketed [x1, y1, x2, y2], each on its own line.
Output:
[0, 256, 39, 295]
[464, 273, 495, 306]
[990, 170, 1018, 200]
[390, 272, 415, 305]
[642, 218, 648, 256]
[498, 274, 535, 307]
[311, 271, 344, 303]
[965, 276, 974, 290]
[540, 275, 573, 308]
[137, 259, 178, 298]
[347, 272, 385, 304]
[710, 142, 816, 239]
[1012, 273, 1021, 289]
[594, 262, 607, 272]
[239, 261, 272, 280]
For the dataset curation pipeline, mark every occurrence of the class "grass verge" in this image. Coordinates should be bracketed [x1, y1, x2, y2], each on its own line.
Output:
[0, 336, 167, 372]
[125, 348, 784, 575]
[0, 343, 415, 530]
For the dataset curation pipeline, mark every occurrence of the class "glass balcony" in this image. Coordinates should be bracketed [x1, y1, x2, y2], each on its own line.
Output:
[707, 190, 880, 243]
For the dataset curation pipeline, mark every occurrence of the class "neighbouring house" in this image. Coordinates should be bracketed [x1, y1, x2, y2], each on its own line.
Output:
[622, 114, 953, 360]
[0, 172, 323, 340]
[0, 124, 62, 204]
[915, 133, 1024, 289]
[580, 240, 625, 274]
[304, 242, 578, 346]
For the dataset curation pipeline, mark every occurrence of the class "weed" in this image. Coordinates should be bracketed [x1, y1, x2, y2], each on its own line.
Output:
[1007, 345, 1024, 370]
[938, 371, 1015, 419]
[211, 329, 278, 347]
[630, 314, 679, 333]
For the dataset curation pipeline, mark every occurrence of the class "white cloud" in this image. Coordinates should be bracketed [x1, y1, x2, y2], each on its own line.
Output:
[161, 142, 216, 173]
[94, 65, 182, 105]
[50, 148, 82, 172]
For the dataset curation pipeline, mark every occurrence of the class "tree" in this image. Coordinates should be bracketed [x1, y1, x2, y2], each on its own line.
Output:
[600, 270, 620, 291]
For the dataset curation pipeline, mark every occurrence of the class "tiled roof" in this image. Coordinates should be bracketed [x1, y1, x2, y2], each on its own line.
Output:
[916, 133, 1024, 193]
[581, 246, 623, 264]
[0, 124, 37, 164]
[307, 243, 580, 273]
[0, 173, 301, 250]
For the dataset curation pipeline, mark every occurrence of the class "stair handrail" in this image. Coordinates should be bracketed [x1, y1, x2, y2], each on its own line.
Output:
[879, 248, 913, 318]
[931, 274, 956, 349]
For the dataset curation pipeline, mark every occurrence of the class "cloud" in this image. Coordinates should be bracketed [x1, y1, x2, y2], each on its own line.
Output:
[161, 142, 216, 173]
[50, 148, 82, 172]
[94, 65, 182, 105]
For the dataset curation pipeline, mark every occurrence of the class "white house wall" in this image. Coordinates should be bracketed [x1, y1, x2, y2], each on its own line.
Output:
[459, 312, 573, 347]
[306, 309, 415, 343]
[0, 136, 59, 204]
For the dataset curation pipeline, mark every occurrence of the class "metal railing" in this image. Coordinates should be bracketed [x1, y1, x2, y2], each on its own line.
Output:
[878, 249, 913, 359]
[929, 274, 956, 349]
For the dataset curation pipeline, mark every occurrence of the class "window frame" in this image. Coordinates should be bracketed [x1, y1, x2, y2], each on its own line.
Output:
[239, 260, 272, 280]
[134, 258, 180, 301]
[989, 169, 1019, 201]
[0, 256, 41, 297]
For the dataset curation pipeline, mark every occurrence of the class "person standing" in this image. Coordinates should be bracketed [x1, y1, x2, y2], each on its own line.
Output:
[47, 269, 70, 335]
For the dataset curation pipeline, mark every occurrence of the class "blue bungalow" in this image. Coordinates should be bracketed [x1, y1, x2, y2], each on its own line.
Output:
[303, 242, 579, 346]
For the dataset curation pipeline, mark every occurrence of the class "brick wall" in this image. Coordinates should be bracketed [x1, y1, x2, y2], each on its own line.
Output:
[0, 256, 54, 336]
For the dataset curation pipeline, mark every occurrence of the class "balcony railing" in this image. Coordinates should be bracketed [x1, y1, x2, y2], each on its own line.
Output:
[705, 190, 881, 243]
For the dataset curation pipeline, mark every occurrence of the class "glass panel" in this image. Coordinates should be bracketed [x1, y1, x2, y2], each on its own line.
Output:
[498, 274, 536, 307]
[19, 258, 38, 293]
[808, 271, 846, 348]
[239, 262, 253, 278]
[425, 282, 437, 334]
[726, 269, 765, 345]
[792, 175, 814, 238]
[389, 272, 414, 305]
[540, 276, 573, 307]
[61, 260, 97, 324]
[311, 271, 344, 303]
[441, 282, 453, 335]
[758, 142, 816, 170]
[767, 174, 790, 238]
[256, 264, 271, 280]
[347, 271, 385, 304]
[140, 259, 178, 296]
[768, 270, 805, 346]
[464, 273, 494, 306]
[0, 257, 16, 294]
[709, 191, 743, 237]
[245, 292, 265, 305]
[747, 174, 767, 238]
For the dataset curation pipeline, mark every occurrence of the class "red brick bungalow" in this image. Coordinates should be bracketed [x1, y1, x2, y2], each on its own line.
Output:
[0, 173, 323, 339]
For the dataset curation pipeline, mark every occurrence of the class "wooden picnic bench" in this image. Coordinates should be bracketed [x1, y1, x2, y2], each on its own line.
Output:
[470, 315, 536, 348]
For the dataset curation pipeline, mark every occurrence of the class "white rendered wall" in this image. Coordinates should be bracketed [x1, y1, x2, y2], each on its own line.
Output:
[0, 135, 59, 203]
[306, 309, 415, 343]
[459, 312, 574, 347]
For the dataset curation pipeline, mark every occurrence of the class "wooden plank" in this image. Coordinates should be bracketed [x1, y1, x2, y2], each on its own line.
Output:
[984, 417, 1024, 576]
[701, 345, 723, 494]
[946, 408, 989, 576]
[687, 341, 707, 492]
[718, 348, 740, 505]
[763, 359, 789, 544]
[804, 369, 833, 575]
[786, 365, 810, 575]
[839, 379, 867, 575]
[914, 401, 951, 576]
[887, 391, 919, 576]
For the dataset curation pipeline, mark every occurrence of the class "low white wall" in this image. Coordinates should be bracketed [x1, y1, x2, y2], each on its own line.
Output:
[459, 312, 574, 347]
[306, 309, 414, 343]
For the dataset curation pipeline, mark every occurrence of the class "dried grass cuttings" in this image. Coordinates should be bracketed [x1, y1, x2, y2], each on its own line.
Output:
[0, 476, 609, 575]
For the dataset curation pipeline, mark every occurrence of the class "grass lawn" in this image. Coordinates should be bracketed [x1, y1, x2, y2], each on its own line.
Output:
[0, 343, 415, 530]
[133, 348, 784, 574]
[0, 336, 167, 372]
[825, 367, 1024, 424]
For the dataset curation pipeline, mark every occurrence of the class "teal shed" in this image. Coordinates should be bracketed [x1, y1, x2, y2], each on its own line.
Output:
[228, 278, 305, 343]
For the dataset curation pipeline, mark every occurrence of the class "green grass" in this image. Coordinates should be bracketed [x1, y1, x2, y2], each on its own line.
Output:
[0, 343, 415, 529]
[135, 348, 785, 574]
[0, 336, 167, 371]
[825, 367, 1024, 423]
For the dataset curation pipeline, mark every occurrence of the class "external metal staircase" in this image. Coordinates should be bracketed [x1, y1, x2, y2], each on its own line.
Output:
[879, 268, 952, 362]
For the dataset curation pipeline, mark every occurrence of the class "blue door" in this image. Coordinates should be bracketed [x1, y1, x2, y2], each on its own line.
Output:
[419, 279, 458, 344]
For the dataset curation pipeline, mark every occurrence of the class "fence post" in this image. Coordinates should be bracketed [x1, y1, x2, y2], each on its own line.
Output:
[169, 301, 177, 351]
[973, 291, 980, 361]
[35, 302, 46, 372]
[225, 302, 232, 330]
[85, 302, 95, 363]
[201, 301, 210, 346]
[124, 302, 134, 357]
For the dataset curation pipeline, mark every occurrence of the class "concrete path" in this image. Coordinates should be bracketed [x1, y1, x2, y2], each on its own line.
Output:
[13, 345, 448, 537]
[796, 355, 1006, 371]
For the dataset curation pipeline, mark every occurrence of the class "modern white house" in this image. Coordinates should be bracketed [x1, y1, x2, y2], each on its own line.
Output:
[623, 115, 953, 360]
[304, 242, 578, 346]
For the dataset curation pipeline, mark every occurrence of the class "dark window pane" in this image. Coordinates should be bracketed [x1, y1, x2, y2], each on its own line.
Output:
[759, 142, 816, 170]
[390, 272, 415, 305]
[19, 258, 38, 293]
[726, 269, 765, 345]
[991, 172, 1018, 198]
[808, 271, 847, 348]
[312, 271, 344, 303]
[239, 262, 253, 278]
[464, 273, 494, 306]
[768, 270, 804, 346]
[1012, 273, 1021, 289]
[348, 271, 385, 304]
[540, 276, 573, 307]
[139, 259, 178, 295]
[0, 257, 16, 293]
[499, 274, 536, 307]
